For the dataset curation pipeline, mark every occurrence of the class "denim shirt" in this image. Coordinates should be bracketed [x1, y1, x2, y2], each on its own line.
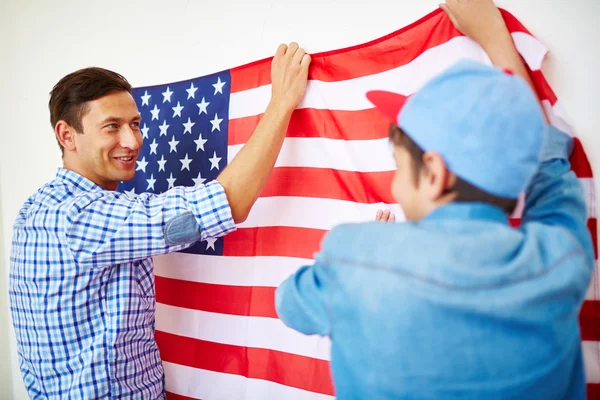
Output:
[276, 126, 595, 400]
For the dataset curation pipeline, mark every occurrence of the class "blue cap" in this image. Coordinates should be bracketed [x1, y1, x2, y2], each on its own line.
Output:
[366, 59, 545, 199]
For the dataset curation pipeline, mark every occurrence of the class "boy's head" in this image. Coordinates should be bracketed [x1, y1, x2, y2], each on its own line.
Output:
[367, 60, 546, 221]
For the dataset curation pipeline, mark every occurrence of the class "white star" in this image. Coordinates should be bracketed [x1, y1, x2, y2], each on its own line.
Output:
[166, 173, 177, 189]
[192, 172, 206, 186]
[162, 87, 173, 103]
[149, 138, 158, 155]
[146, 174, 156, 191]
[136, 156, 148, 173]
[172, 101, 184, 118]
[196, 97, 210, 114]
[194, 133, 207, 152]
[168, 136, 180, 153]
[186, 82, 198, 99]
[141, 123, 150, 139]
[210, 113, 223, 132]
[182, 117, 195, 134]
[159, 120, 169, 136]
[213, 77, 226, 95]
[150, 105, 160, 121]
[124, 188, 137, 198]
[204, 237, 217, 251]
[179, 153, 193, 171]
[140, 90, 151, 106]
[209, 151, 222, 170]
[157, 155, 167, 172]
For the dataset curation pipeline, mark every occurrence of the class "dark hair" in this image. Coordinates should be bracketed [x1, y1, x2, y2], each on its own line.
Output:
[389, 124, 518, 214]
[49, 67, 132, 154]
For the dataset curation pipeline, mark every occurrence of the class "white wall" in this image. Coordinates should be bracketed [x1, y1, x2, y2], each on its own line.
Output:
[1, 0, 598, 398]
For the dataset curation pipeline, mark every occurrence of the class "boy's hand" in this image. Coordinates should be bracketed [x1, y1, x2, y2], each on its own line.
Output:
[376, 209, 396, 223]
[440, 0, 510, 49]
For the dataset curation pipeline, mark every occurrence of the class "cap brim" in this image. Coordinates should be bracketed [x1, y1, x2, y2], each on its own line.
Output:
[366, 90, 409, 123]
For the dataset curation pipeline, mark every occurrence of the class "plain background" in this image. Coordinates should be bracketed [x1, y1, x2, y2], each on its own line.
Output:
[1, 0, 598, 398]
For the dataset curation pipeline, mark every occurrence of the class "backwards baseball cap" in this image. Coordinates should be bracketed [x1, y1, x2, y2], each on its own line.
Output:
[366, 59, 546, 199]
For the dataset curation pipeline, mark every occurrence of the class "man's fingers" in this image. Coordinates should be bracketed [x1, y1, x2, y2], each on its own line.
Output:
[439, 3, 459, 28]
[301, 53, 312, 68]
[286, 42, 300, 56]
[293, 47, 306, 64]
[275, 43, 288, 58]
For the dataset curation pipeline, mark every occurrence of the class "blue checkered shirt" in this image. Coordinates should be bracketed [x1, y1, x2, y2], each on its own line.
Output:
[9, 168, 235, 399]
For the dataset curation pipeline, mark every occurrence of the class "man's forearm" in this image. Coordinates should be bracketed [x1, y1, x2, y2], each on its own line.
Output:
[216, 103, 292, 223]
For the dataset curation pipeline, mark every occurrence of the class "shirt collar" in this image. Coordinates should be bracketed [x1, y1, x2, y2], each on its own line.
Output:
[423, 202, 509, 224]
[55, 168, 104, 193]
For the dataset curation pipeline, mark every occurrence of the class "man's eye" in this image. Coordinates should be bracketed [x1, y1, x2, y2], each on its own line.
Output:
[106, 124, 118, 129]
[131, 122, 140, 129]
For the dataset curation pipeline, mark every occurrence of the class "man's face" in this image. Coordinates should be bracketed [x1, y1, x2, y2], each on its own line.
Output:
[72, 91, 142, 190]
[391, 145, 427, 221]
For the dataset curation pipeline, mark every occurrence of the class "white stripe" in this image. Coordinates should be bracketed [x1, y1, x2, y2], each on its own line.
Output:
[163, 361, 334, 400]
[156, 303, 332, 361]
[228, 137, 396, 172]
[583, 341, 600, 384]
[229, 34, 547, 119]
[238, 196, 404, 230]
[512, 32, 548, 71]
[543, 99, 574, 136]
[155, 253, 309, 287]
[585, 261, 600, 301]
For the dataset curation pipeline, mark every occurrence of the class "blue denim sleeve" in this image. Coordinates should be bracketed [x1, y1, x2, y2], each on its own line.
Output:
[275, 260, 331, 336]
[522, 125, 595, 266]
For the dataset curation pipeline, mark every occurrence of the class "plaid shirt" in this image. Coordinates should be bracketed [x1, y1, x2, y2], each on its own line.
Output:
[9, 168, 235, 399]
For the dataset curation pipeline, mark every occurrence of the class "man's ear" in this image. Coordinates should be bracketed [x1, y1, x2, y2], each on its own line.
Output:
[421, 151, 451, 200]
[55, 121, 77, 152]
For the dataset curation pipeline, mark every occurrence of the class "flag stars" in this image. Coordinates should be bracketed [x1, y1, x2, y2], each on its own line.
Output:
[210, 113, 223, 132]
[124, 188, 137, 198]
[213, 77, 226, 95]
[159, 120, 170, 136]
[194, 133, 207, 152]
[186, 82, 198, 99]
[162, 87, 173, 103]
[141, 123, 150, 139]
[150, 105, 160, 121]
[136, 156, 149, 173]
[140, 90, 151, 106]
[168, 136, 180, 153]
[172, 102, 184, 118]
[196, 97, 210, 115]
[166, 173, 177, 189]
[146, 174, 157, 191]
[179, 153, 193, 171]
[149, 138, 158, 155]
[204, 237, 217, 251]
[192, 172, 206, 186]
[183, 117, 195, 134]
[209, 151, 222, 170]
[157, 155, 167, 172]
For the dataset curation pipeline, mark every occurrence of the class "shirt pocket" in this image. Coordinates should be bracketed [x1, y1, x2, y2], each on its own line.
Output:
[133, 258, 156, 301]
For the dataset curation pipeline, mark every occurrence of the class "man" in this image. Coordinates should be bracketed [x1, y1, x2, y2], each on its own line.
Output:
[9, 43, 310, 399]
[276, 1, 595, 399]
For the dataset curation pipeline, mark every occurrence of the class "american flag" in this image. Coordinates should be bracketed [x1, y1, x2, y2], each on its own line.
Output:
[118, 8, 599, 400]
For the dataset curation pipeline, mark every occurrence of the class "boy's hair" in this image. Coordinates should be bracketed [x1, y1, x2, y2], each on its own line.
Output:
[389, 124, 518, 214]
[49, 67, 132, 154]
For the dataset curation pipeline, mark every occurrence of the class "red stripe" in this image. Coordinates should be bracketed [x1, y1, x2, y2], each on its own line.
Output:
[223, 226, 327, 259]
[590, 218, 598, 260]
[530, 70, 557, 106]
[228, 107, 390, 145]
[571, 138, 594, 178]
[229, 8, 536, 94]
[261, 168, 395, 204]
[156, 331, 335, 396]
[166, 393, 201, 400]
[156, 276, 277, 318]
[229, 8, 456, 93]
[588, 383, 600, 400]
[580, 301, 600, 341]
